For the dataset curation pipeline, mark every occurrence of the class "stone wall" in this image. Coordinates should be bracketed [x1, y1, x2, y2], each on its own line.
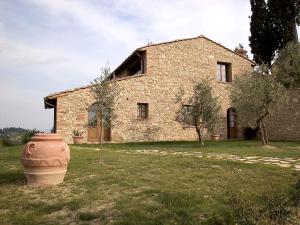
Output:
[112, 38, 252, 142]
[54, 37, 253, 143]
[267, 89, 300, 141]
[55, 88, 94, 143]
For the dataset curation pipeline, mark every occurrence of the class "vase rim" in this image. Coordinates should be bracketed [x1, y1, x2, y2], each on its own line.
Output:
[31, 133, 63, 141]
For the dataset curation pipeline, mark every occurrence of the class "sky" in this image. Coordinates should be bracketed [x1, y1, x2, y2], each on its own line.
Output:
[0, 0, 299, 131]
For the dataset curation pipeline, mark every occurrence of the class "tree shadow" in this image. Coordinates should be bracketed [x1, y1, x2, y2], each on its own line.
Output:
[0, 171, 26, 185]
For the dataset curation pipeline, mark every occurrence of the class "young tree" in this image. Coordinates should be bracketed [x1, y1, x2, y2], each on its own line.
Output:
[273, 42, 300, 88]
[176, 79, 220, 146]
[230, 66, 288, 145]
[90, 66, 119, 163]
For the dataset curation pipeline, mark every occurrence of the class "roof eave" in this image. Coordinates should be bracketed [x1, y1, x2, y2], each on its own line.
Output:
[112, 48, 145, 75]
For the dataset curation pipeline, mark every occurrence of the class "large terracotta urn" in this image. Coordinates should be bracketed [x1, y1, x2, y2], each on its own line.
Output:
[21, 133, 70, 186]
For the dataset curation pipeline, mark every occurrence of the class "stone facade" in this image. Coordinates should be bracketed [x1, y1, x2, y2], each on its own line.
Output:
[267, 89, 300, 141]
[45, 36, 255, 143]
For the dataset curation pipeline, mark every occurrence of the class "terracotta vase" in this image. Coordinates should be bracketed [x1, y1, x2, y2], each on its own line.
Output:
[72, 136, 84, 144]
[210, 134, 221, 141]
[21, 133, 70, 186]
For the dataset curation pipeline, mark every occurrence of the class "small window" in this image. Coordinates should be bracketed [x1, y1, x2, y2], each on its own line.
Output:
[137, 103, 148, 119]
[217, 62, 232, 82]
[182, 105, 195, 126]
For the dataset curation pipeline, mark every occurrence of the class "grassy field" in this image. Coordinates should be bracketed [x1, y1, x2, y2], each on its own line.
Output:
[0, 140, 300, 225]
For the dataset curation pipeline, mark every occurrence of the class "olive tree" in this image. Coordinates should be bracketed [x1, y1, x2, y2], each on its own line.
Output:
[230, 66, 287, 145]
[273, 42, 300, 88]
[176, 78, 220, 146]
[90, 66, 119, 163]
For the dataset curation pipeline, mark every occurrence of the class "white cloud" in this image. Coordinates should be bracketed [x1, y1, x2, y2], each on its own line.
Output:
[28, 0, 144, 49]
[109, 0, 252, 51]
[0, 34, 104, 92]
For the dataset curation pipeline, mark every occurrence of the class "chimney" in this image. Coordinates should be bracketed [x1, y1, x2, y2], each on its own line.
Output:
[234, 44, 248, 58]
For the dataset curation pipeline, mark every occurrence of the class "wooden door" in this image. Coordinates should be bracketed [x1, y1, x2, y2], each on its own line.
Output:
[87, 124, 111, 143]
[87, 126, 99, 143]
[87, 104, 111, 143]
[227, 108, 237, 139]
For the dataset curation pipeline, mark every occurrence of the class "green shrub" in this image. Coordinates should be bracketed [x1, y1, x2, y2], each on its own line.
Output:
[290, 178, 300, 206]
[77, 211, 105, 221]
[228, 189, 292, 225]
[202, 212, 234, 225]
[78, 212, 97, 221]
[2, 137, 17, 146]
[22, 129, 39, 144]
[228, 193, 263, 225]
[261, 190, 291, 224]
[203, 187, 295, 225]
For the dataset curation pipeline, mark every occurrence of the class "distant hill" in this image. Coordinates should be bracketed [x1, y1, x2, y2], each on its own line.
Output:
[0, 127, 28, 136]
[0, 127, 39, 146]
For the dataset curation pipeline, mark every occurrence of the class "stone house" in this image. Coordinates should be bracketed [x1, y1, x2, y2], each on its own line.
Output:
[44, 35, 257, 143]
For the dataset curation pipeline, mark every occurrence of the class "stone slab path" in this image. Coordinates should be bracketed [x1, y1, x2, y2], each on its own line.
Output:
[72, 146, 300, 171]
[117, 149, 300, 171]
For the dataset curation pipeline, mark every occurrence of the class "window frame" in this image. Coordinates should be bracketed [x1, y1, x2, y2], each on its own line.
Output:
[216, 62, 232, 83]
[137, 103, 149, 119]
[182, 105, 195, 127]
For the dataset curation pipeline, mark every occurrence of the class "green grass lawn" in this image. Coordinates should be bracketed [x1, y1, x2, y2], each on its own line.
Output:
[0, 140, 300, 225]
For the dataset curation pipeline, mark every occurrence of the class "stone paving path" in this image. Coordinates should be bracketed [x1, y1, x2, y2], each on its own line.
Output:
[117, 149, 300, 171]
[73, 146, 300, 171]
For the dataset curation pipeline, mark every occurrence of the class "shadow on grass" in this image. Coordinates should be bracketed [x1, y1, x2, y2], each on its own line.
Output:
[0, 171, 26, 185]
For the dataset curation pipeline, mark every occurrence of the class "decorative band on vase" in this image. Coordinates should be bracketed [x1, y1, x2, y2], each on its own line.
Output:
[24, 170, 67, 175]
[21, 158, 70, 167]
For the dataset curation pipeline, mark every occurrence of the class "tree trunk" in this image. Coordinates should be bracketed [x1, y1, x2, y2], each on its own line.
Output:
[262, 119, 269, 145]
[99, 117, 104, 164]
[259, 120, 266, 145]
[196, 126, 204, 146]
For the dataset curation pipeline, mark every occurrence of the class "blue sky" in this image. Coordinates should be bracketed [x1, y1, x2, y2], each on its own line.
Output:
[0, 0, 299, 131]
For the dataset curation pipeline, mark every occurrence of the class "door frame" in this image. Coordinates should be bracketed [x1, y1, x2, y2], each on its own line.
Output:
[87, 104, 111, 143]
[227, 107, 237, 139]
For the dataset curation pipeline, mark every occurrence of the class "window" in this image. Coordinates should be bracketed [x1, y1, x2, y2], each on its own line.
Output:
[217, 62, 232, 82]
[114, 51, 146, 78]
[182, 105, 195, 126]
[137, 103, 148, 119]
[88, 104, 97, 127]
[128, 53, 146, 76]
[128, 59, 143, 76]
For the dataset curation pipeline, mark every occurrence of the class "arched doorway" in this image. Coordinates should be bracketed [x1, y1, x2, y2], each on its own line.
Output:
[227, 108, 237, 139]
[87, 104, 111, 143]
